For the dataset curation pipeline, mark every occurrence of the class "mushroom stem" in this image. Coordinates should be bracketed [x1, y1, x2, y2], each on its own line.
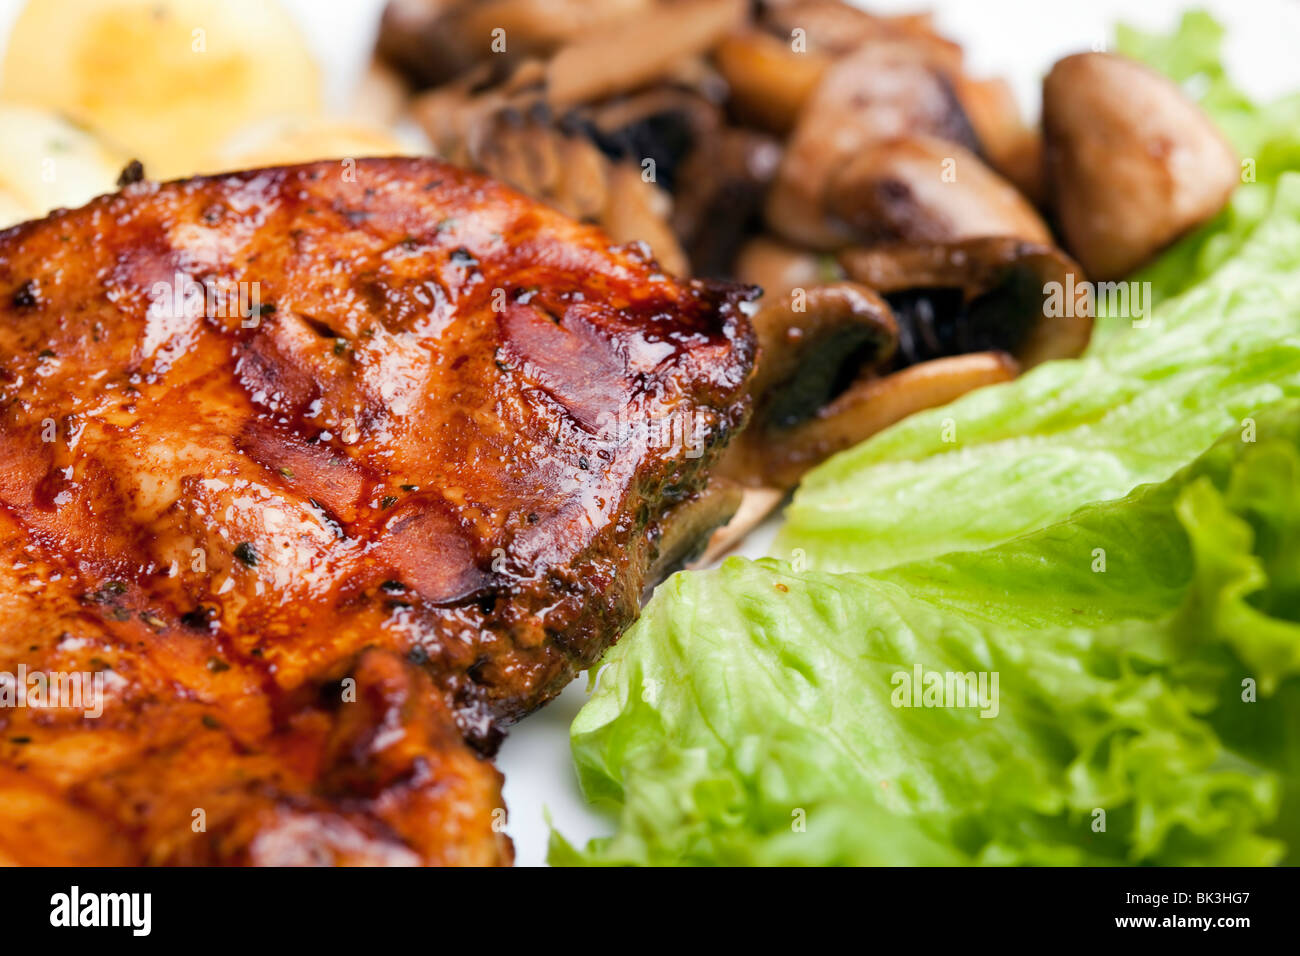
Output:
[746, 281, 898, 424]
[757, 351, 1019, 488]
[546, 0, 746, 107]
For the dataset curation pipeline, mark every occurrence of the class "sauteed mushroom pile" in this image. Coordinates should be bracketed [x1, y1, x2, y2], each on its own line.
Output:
[375, 0, 1240, 556]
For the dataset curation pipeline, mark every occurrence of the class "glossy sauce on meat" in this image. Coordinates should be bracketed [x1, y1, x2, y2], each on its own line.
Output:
[0, 158, 754, 864]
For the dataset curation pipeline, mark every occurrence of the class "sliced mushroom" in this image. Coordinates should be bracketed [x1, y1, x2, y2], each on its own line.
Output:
[953, 75, 1044, 206]
[645, 477, 744, 594]
[546, 0, 747, 107]
[1043, 52, 1239, 280]
[824, 135, 1051, 246]
[733, 236, 838, 299]
[603, 163, 690, 275]
[839, 237, 1093, 370]
[761, 0, 962, 71]
[416, 95, 689, 273]
[692, 485, 785, 566]
[757, 351, 1019, 487]
[671, 127, 783, 276]
[765, 41, 982, 249]
[568, 86, 724, 193]
[719, 281, 898, 485]
[713, 28, 831, 134]
[378, 0, 653, 88]
[747, 282, 899, 425]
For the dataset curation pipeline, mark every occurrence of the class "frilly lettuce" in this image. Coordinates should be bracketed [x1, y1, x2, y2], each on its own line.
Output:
[553, 411, 1300, 866]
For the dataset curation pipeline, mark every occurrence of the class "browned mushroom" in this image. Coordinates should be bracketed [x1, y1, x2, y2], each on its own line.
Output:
[764, 40, 982, 249]
[570, 85, 726, 194]
[1042, 52, 1239, 280]
[756, 351, 1019, 487]
[719, 281, 898, 484]
[953, 75, 1045, 206]
[733, 235, 837, 299]
[824, 135, 1051, 247]
[693, 485, 785, 565]
[377, 0, 654, 88]
[713, 28, 831, 134]
[706, 279, 902, 553]
[603, 163, 691, 275]
[546, 0, 747, 107]
[747, 282, 899, 426]
[417, 100, 690, 273]
[413, 75, 695, 273]
[671, 127, 783, 276]
[727, 238, 1092, 490]
[839, 237, 1093, 370]
[645, 476, 744, 591]
[761, 0, 963, 71]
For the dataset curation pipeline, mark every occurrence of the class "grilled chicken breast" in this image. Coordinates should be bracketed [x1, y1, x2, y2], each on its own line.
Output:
[0, 157, 755, 864]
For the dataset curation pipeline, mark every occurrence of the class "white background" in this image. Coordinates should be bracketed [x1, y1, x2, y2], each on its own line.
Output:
[0, 0, 1296, 866]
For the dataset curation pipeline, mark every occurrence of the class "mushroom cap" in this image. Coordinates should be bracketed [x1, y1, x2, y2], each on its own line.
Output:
[1043, 52, 1239, 280]
[765, 40, 981, 250]
[839, 237, 1093, 370]
[746, 281, 899, 416]
[825, 135, 1051, 246]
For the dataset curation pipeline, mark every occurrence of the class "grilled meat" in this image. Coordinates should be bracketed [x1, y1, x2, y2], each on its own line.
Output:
[0, 157, 755, 864]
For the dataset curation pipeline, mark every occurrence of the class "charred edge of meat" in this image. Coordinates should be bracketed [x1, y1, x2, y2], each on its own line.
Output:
[643, 477, 744, 597]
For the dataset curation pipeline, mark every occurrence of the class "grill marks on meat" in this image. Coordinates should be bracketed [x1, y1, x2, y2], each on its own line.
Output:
[0, 158, 755, 865]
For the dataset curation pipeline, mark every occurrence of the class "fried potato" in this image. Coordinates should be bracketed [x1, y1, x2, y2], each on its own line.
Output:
[0, 0, 320, 180]
[202, 117, 422, 174]
[0, 104, 125, 228]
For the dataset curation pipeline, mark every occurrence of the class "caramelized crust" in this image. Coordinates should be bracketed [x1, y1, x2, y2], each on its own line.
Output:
[0, 157, 754, 864]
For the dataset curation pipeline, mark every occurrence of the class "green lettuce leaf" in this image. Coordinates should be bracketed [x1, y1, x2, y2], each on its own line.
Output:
[553, 409, 1300, 865]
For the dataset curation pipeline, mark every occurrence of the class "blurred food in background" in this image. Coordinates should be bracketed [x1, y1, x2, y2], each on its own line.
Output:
[1, 0, 320, 178]
[374, 0, 1236, 551]
[0, 0, 419, 223]
[201, 116, 415, 173]
[0, 104, 126, 223]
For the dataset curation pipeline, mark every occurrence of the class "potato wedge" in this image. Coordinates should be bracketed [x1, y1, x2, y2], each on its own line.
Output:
[202, 117, 421, 174]
[0, 104, 125, 228]
[1, 0, 320, 179]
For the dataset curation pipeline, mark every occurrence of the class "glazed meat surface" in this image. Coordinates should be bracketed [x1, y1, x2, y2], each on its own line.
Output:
[0, 157, 754, 864]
